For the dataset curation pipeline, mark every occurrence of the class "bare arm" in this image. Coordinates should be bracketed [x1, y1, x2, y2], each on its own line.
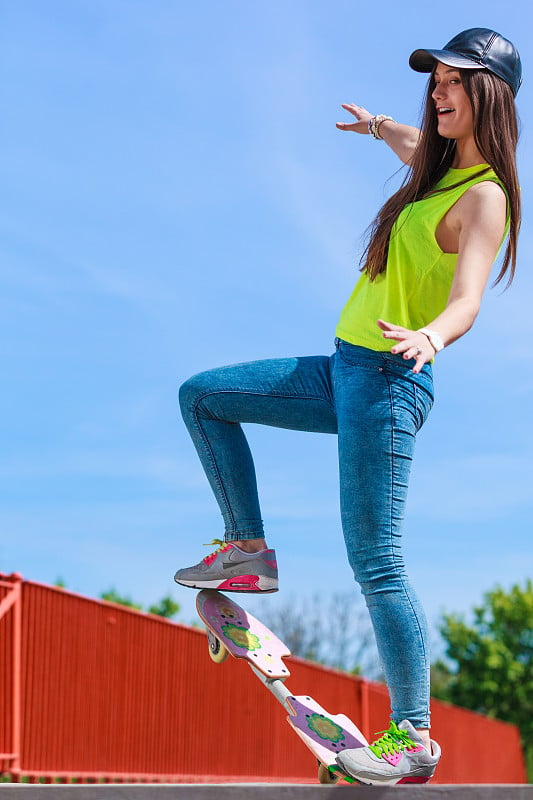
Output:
[336, 104, 420, 165]
[377, 181, 508, 372]
[421, 181, 507, 341]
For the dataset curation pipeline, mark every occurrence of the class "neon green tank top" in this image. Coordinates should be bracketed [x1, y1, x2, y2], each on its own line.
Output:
[335, 164, 505, 351]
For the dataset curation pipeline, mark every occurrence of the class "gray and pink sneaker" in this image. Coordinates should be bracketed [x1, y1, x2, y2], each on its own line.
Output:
[335, 720, 441, 785]
[174, 539, 278, 593]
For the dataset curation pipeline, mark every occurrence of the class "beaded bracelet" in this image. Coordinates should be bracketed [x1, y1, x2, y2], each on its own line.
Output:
[368, 114, 394, 140]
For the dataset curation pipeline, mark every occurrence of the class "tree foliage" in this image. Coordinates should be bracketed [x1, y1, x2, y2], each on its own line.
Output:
[147, 595, 181, 618]
[99, 589, 143, 611]
[54, 580, 180, 619]
[100, 589, 181, 619]
[433, 580, 533, 770]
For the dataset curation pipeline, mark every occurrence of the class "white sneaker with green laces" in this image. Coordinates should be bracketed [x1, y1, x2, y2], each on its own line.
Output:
[335, 720, 441, 785]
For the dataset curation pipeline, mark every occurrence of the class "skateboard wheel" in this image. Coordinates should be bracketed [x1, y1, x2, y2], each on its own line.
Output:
[317, 762, 340, 785]
[207, 629, 229, 664]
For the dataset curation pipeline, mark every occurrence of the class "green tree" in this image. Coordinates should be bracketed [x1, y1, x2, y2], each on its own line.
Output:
[147, 595, 181, 619]
[99, 589, 143, 611]
[100, 589, 180, 619]
[433, 580, 533, 778]
[429, 660, 453, 699]
[54, 580, 180, 620]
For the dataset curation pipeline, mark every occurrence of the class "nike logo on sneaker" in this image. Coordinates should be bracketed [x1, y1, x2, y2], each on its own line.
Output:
[222, 559, 256, 569]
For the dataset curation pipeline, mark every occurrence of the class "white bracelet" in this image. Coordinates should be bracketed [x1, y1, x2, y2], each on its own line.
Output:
[418, 328, 444, 353]
[368, 114, 394, 140]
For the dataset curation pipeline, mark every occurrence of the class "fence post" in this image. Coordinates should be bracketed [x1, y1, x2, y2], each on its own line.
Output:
[0, 573, 23, 778]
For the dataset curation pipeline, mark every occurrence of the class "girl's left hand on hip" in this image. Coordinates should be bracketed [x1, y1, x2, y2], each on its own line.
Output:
[377, 319, 435, 373]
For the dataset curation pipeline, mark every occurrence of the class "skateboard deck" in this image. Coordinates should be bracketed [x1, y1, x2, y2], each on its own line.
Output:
[286, 694, 368, 767]
[196, 588, 368, 783]
[196, 588, 290, 678]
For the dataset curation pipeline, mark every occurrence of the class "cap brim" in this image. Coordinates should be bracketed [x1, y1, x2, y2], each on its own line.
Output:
[409, 48, 485, 73]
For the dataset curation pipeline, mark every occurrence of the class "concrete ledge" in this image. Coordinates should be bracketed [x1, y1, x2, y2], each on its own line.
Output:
[0, 785, 532, 799]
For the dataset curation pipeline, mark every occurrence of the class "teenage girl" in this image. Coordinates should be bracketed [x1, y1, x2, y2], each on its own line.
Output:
[175, 28, 521, 784]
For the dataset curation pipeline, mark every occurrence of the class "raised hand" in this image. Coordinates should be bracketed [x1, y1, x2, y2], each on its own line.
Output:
[336, 104, 373, 134]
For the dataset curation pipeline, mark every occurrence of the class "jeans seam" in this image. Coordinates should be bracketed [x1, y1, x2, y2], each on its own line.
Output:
[194, 388, 334, 405]
[386, 374, 430, 724]
[190, 395, 237, 534]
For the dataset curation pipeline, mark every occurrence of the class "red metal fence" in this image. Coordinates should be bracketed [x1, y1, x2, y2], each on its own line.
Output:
[0, 573, 527, 783]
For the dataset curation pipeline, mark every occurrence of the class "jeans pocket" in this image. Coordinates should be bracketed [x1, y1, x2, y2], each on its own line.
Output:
[337, 341, 382, 369]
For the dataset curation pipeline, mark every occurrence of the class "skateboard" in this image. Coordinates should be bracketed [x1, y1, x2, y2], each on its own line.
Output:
[196, 589, 368, 784]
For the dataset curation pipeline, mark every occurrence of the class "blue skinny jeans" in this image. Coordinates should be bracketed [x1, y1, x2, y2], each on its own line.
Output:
[179, 339, 435, 728]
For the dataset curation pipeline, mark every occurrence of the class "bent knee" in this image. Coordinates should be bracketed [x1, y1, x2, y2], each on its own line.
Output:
[178, 371, 215, 415]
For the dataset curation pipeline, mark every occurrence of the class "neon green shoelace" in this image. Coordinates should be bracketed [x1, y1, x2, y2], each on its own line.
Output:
[369, 721, 417, 758]
[203, 538, 226, 550]
[202, 538, 228, 563]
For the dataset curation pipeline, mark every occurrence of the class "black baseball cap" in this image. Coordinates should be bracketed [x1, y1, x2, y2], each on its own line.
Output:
[409, 28, 522, 97]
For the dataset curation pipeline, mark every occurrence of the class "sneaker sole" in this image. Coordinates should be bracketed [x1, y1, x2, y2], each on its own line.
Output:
[338, 771, 433, 786]
[174, 574, 278, 593]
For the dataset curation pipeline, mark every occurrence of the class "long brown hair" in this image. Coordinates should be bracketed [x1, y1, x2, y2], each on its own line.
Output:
[361, 69, 520, 287]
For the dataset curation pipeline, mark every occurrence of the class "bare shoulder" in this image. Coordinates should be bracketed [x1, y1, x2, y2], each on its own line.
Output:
[458, 179, 507, 216]
[453, 180, 507, 236]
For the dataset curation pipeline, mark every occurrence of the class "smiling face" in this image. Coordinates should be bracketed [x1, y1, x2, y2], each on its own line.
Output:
[432, 62, 474, 142]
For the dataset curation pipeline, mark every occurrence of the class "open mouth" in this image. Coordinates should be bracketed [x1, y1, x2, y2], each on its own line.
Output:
[437, 107, 455, 116]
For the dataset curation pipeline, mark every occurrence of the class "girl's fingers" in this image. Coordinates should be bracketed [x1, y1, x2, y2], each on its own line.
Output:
[341, 103, 369, 115]
[376, 320, 430, 371]
[392, 342, 408, 354]
[390, 338, 415, 354]
[402, 346, 422, 359]
[377, 318, 396, 331]
[383, 331, 406, 340]
[377, 319, 408, 334]
[341, 103, 362, 114]
[411, 350, 428, 374]
[382, 328, 409, 341]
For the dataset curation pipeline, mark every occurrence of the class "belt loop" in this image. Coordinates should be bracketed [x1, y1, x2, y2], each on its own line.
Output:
[334, 337, 340, 350]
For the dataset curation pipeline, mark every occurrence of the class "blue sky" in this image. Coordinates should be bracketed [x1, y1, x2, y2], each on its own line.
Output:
[1, 1, 532, 656]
